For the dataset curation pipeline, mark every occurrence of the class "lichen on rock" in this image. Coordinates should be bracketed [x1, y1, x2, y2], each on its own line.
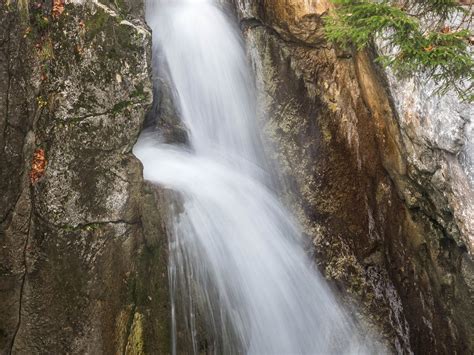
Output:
[0, 0, 170, 353]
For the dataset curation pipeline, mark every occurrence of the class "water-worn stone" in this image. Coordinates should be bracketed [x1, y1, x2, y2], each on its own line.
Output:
[0, 1, 169, 353]
[236, 0, 474, 353]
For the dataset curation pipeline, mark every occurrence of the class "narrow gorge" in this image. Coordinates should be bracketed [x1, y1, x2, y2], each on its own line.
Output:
[0, 0, 472, 354]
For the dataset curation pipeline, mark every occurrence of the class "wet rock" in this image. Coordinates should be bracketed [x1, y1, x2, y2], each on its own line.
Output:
[236, 0, 474, 353]
[0, 1, 169, 353]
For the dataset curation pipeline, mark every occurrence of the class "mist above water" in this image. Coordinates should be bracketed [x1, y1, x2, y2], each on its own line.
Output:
[135, 0, 380, 353]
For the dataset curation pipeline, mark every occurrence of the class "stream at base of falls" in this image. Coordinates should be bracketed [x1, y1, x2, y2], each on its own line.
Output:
[134, 0, 382, 353]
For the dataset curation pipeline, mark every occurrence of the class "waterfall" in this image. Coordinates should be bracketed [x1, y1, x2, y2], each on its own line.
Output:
[135, 0, 379, 353]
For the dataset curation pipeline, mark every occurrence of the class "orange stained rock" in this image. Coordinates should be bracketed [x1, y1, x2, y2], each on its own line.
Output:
[264, 0, 330, 23]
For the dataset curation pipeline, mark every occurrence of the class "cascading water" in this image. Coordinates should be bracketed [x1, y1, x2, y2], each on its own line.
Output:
[135, 0, 380, 353]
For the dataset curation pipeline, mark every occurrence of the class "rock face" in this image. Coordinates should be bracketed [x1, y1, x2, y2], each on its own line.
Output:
[1, 0, 473, 353]
[382, 71, 474, 254]
[236, 0, 474, 353]
[0, 0, 169, 353]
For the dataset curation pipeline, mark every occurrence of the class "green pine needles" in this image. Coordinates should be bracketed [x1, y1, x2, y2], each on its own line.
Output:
[324, 0, 474, 101]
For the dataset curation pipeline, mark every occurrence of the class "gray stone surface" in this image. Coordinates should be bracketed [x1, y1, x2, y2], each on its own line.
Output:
[0, 1, 170, 353]
[383, 72, 474, 253]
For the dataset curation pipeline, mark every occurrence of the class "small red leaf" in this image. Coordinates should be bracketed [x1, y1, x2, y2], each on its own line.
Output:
[30, 148, 47, 184]
[52, 0, 65, 18]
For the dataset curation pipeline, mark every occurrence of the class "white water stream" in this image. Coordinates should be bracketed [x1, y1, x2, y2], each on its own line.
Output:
[135, 0, 379, 353]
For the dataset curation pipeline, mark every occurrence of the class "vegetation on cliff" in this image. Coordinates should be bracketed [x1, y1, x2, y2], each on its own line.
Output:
[325, 0, 473, 100]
